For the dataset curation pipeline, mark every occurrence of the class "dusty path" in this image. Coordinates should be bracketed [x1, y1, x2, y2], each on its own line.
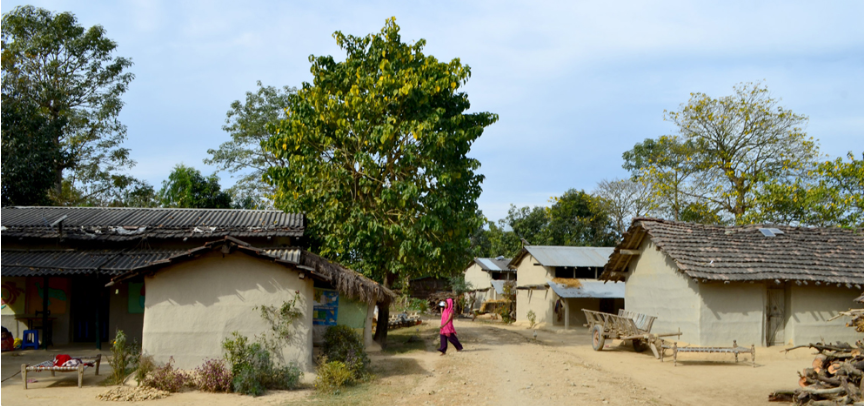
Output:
[1, 319, 809, 405]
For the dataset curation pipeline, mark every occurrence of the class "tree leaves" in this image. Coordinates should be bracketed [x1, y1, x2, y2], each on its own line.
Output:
[264, 19, 497, 283]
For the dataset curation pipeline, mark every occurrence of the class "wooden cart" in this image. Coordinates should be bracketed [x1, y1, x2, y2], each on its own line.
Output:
[582, 309, 681, 358]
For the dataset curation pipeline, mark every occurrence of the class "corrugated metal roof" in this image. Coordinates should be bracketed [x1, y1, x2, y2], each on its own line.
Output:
[1, 206, 305, 241]
[1, 249, 183, 276]
[475, 257, 513, 271]
[547, 279, 625, 299]
[524, 246, 615, 267]
[490, 280, 508, 295]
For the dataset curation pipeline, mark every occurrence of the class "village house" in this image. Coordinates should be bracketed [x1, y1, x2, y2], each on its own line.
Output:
[510, 245, 622, 329]
[1, 206, 393, 370]
[463, 256, 515, 311]
[601, 218, 864, 347]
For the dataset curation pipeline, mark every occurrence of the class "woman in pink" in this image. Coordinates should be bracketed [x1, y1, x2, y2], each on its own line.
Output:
[438, 298, 463, 355]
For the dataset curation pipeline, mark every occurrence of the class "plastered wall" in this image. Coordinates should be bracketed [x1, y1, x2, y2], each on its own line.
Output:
[624, 238, 701, 344]
[788, 285, 860, 345]
[514, 254, 554, 326]
[464, 263, 492, 310]
[698, 283, 766, 346]
[108, 283, 144, 343]
[142, 251, 314, 370]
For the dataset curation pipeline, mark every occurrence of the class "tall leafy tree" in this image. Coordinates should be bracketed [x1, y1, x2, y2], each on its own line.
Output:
[2, 6, 136, 203]
[205, 81, 296, 209]
[264, 18, 498, 344]
[664, 82, 819, 222]
[158, 165, 232, 209]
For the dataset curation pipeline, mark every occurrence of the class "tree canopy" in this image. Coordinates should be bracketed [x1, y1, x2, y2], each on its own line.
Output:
[205, 81, 296, 209]
[263, 18, 498, 343]
[1, 5, 138, 205]
[158, 165, 232, 209]
[623, 82, 819, 224]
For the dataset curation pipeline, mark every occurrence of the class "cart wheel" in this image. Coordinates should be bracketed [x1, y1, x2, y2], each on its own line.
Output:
[591, 325, 606, 351]
[632, 339, 647, 353]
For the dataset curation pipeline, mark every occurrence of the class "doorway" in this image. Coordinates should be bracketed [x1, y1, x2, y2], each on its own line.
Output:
[70, 278, 110, 343]
[766, 288, 785, 346]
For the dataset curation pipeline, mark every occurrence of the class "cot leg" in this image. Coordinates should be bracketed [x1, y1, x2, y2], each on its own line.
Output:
[21, 365, 27, 389]
[660, 340, 664, 362]
[733, 340, 738, 363]
[673, 342, 677, 367]
[96, 354, 101, 376]
[51, 370, 55, 377]
[78, 364, 84, 388]
[752, 344, 756, 368]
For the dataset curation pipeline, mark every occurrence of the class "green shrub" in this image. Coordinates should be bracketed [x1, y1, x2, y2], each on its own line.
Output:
[134, 354, 156, 386]
[109, 330, 140, 384]
[527, 310, 537, 328]
[222, 332, 302, 396]
[322, 325, 370, 382]
[315, 359, 353, 394]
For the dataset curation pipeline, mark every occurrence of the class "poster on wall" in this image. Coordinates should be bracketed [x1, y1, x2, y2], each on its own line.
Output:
[128, 283, 145, 314]
[26, 278, 70, 315]
[313, 288, 339, 326]
[1, 279, 26, 315]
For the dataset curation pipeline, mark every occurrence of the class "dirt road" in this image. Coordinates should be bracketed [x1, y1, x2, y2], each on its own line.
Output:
[0, 319, 809, 405]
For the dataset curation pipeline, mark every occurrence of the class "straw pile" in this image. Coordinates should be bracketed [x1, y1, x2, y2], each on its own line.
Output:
[551, 278, 582, 288]
[97, 387, 170, 401]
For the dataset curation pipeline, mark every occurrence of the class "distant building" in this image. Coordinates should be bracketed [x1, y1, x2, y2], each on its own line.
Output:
[601, 218, 864, 346]
[463, 257, 515, 310]
[510, 245, 622, 329]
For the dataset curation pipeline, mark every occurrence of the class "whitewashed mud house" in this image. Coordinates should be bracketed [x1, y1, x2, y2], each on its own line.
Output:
[1, 206, 393, 370]
[463, 256, 515, 311]
[510, 245, 622, 329]
[601, 218, 864, 347]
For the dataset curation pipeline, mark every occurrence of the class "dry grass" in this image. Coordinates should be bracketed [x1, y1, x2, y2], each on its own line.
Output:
[551, 278, 582, 288]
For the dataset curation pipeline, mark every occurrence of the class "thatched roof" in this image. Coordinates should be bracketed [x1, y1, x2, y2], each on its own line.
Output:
[100, 236, 395, 305]
[602, 218, 864, 285]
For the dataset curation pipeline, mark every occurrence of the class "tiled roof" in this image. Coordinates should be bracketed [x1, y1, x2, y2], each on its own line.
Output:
[601, 218, 864, 285]
[1, 237, 395, 304]
[1, 206, 304, 240]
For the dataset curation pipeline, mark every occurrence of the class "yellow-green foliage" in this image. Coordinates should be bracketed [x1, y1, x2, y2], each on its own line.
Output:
[315, 360, 353, 394]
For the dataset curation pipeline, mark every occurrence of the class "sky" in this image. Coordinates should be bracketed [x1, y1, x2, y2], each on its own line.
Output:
[2, 1, 862, 221]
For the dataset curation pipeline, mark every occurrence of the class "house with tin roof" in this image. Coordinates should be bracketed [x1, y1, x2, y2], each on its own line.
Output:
[1, 206, 394, 370]
[601, 218, 864, 347]
[463, 257, 515, 311]
[509, 245, 622, 329]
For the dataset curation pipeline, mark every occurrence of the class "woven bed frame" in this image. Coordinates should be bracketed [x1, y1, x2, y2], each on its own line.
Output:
[21, 354, 102, 389]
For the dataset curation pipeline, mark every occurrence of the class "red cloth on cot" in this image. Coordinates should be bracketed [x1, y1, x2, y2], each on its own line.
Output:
[54, 354, 72, 366]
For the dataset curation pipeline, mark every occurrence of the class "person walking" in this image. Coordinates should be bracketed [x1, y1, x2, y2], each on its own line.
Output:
[438, 298, 463, 355]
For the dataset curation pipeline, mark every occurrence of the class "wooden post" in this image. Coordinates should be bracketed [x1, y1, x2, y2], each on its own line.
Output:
[21, 364, 27, 389]
[78, 364, 84, 388]
[673, 342, 678, 367]
[42, 275, 50, 350]
[752, 344, 756, 368]
[95, 276, 102, 350]
[95, 354, 101, 375]
[734, 340, 739, 363]
[564, 299, 570, 330]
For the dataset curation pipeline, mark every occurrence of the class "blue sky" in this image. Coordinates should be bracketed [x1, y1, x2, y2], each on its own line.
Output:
[3, 1, 862, 221]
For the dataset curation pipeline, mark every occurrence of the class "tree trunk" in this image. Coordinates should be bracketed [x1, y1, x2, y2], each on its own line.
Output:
[373, 272, 397, 347]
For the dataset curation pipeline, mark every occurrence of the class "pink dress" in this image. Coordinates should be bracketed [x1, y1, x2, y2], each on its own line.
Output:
[440, 298, 457, 336]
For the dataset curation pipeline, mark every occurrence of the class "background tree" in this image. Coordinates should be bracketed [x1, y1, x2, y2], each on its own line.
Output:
[2, 6, 138, 204]
[1, 90, 63, 206]
[264, 18, 498, 344]
[665, 82, 819, 222]
[205, 81, 296, 209]
[748, 152, 864, 227]
[544, 189, 618, 246]
[622, 135, 714, 221]
[158, 165, 232, 208]
[593, 178, 654, 235]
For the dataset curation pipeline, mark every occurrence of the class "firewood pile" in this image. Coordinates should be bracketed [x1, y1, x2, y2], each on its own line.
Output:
[830, 310, 864, 333]
[770, 342, 864, 405]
